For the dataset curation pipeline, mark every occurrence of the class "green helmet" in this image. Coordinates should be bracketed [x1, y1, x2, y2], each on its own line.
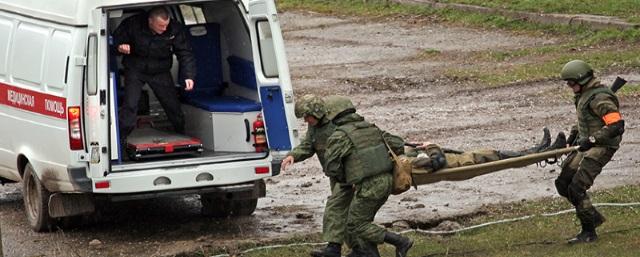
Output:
[294, 94, 327, 119]
[324, 95, 356, 121]
[561, 60, 594, 85]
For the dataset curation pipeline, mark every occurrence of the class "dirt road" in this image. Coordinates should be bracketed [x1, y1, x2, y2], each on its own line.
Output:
[1, 11, 638, 257]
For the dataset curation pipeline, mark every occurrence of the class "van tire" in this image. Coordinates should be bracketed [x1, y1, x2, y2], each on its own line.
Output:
[232, 199, 258, 216]
[201, 196, 258, 218]
[200, 195, 231, 218]
[22, 163, 53, 232]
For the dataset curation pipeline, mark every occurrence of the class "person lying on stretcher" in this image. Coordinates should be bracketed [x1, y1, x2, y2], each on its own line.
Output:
[407, 128, 566, 172]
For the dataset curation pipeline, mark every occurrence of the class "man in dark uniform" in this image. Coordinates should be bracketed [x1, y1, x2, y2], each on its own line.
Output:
[557, 60, 625, 244]
[324, 97, 412, 257]
[113, 6, 196, 143]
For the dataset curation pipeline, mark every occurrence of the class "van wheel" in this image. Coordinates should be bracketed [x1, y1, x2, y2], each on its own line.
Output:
[200, 195, 258, 218]
[232, 199, 258, 216]
[200, 195, 231, 218]
[22, 163, 53, 232]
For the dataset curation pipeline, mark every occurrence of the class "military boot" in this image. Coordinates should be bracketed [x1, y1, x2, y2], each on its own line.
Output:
[594, 208, 606, 228]
[568, 227, 598, 244]
[310, 242, 341, 257]
[568, 207, 598, 244]
[383, 232, 413, 257]
[542, 132, 567, 152]
[524, 127, 551, 154]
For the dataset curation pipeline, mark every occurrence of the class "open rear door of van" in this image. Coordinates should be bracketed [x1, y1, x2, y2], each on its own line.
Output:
[247, 0, 299, 167]
[83, 8, 111, 179]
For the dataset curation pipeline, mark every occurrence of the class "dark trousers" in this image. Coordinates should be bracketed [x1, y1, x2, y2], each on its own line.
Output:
[119, 69, 184, 139]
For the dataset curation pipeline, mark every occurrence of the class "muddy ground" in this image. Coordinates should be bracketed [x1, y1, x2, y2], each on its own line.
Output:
[1, 11, 639, 257]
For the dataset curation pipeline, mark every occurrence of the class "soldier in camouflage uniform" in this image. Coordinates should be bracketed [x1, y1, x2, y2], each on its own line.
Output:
[408, 127, 563, 172]
[557, 60, 625, 244]
[324, 96, 412, 257]
[281, 95, 349, 257]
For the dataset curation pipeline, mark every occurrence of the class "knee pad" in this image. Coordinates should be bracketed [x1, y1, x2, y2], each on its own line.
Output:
[567, 183, 586, 206]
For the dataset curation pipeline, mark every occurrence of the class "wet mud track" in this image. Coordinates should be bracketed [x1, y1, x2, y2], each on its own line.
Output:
[2, 11, 639, 257]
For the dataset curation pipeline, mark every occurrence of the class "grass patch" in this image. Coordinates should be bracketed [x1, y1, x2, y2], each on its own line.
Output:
[617, 83, 640, 97]
[417, 48, 442, 59]
[277, 0, 640, 87]
[277, 0, 640, 42]
[198, 185, 640, 257]
[444, 45, 640, 87]
[438, 0, 640, 23]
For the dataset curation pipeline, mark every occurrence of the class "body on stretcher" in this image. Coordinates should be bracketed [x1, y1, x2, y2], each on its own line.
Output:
[408, 147, 578, 186]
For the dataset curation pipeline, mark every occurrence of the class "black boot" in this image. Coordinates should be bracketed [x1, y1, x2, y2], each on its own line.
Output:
[568, 228, 598, 244]
[310, 242, 341, 257]
[498, 128, 552, 159]
[542, 132, 567, 152]
[524, 127, 551, 154]
[593, 208, 606, 228]
[568, 207, 598, 244]
[384, 232, 413, 257]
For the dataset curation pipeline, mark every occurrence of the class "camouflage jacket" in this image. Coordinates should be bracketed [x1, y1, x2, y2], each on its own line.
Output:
[574, 78, 622, 148]
[324, 113, 404, 184]
[287, 117, 336, 171]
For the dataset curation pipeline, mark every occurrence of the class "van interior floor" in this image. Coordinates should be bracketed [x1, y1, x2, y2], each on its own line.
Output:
[112, 127, 267, 172]
[111, 149, 268, 172]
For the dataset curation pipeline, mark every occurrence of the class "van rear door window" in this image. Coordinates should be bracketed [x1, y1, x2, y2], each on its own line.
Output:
[256, 20, 278, 78]
[180, 5, 206, 25]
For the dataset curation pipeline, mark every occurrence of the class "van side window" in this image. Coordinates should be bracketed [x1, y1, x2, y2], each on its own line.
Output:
[256, 21, 278, 78]
[179, 5, 206, 25]
[11, 23, 48, 87]
[44, 30, 71, 92]
[0, 17, 12, 78]
[86, 34, 98, 95]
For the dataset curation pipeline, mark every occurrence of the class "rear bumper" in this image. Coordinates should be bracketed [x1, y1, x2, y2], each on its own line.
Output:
[97, 179, 266, 202]
[94, 158, 272, 194]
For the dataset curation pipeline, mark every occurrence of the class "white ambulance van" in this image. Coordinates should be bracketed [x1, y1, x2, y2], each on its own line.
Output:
[0, 0, 298, 231]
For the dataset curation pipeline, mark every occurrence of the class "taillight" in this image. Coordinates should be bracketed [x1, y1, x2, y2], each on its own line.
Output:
[68, 106, 83, 150]
[95, 181, 110, 189]
[255, 166, 270, 174]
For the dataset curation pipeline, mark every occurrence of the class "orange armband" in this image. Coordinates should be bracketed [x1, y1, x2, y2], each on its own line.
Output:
[602, 112, 622, 125]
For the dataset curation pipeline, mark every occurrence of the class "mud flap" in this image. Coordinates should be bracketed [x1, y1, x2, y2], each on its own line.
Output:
[48, 193, 95, 218]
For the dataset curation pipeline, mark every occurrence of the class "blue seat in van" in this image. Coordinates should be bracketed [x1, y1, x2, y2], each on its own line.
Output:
[183, 23, 261, 113]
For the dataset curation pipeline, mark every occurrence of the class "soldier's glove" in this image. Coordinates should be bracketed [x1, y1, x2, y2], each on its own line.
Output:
[567, 127, 579, 146]
[578, 136, 595, 152]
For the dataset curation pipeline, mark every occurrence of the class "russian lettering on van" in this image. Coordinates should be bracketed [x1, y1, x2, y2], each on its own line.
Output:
[7, 89, 35, 107]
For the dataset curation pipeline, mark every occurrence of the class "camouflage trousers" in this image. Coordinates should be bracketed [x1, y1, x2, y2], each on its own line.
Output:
[406, 146, 501, 171]
[444, 149, 501, 168]
[322, 178, 354, 244]
[345, 172, 393, 249]
[555, 146, 617, 209]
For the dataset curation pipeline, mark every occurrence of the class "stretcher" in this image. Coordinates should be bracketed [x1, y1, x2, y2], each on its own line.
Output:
[411, 146, 578, 185]
[126, 127, 204, 160]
